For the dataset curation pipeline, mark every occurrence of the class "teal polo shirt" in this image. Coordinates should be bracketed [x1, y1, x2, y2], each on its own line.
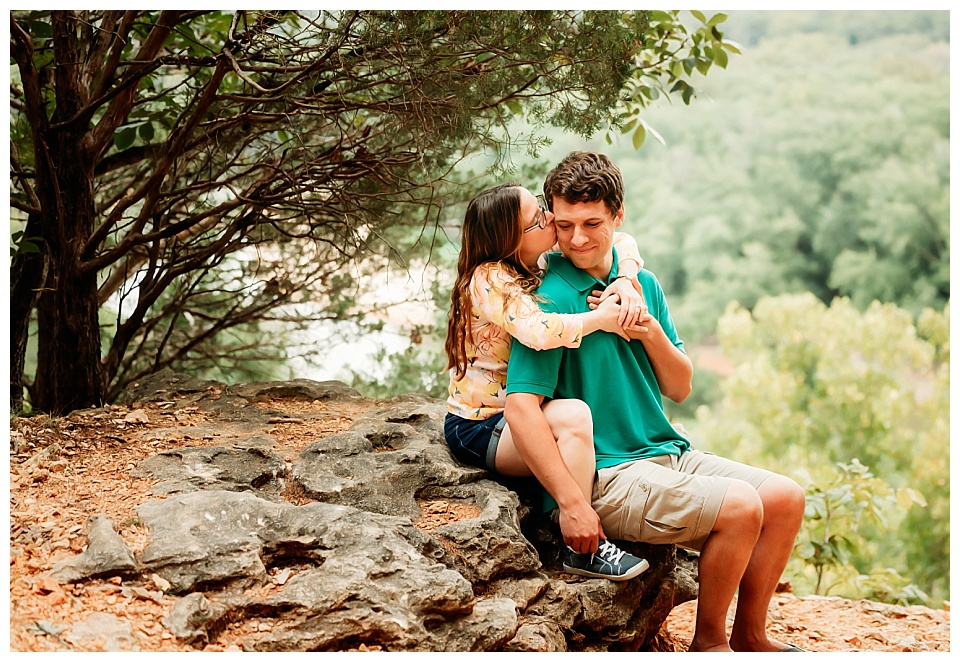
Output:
[506, 248, 690, 477]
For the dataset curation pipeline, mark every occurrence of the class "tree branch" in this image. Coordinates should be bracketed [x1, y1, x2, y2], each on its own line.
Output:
[80, 55, 231, 267]
[84, 11, 131, 98]
[85, 11, 185, 157]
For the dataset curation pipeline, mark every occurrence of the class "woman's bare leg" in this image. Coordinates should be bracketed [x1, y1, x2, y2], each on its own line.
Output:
[494, 398, 596, 502]
[501, 396, 621, 553]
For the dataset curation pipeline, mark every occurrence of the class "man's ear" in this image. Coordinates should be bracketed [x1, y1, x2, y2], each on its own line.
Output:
[614, 205, 625, 228]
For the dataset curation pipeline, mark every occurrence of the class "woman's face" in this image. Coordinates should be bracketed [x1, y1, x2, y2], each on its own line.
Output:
[516, 187, 556, 267]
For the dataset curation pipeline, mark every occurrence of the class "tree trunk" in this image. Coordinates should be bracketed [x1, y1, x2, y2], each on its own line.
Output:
[30, 125, 105, 413]
[30, 11, 105, 414]
[9, 214, 48, 413]
[32, 254, 105, 414]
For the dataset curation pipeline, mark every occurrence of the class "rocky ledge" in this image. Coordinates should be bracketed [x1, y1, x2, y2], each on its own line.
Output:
[48, 369, 699, 651]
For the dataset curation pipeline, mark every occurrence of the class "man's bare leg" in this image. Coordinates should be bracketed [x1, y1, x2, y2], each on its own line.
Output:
[728, 475, 806, 652]
[689, 480, 763, 652]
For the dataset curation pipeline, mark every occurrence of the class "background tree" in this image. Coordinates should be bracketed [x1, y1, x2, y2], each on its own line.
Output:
[693, 294, 949, 604]
[10, 9, 733, 413]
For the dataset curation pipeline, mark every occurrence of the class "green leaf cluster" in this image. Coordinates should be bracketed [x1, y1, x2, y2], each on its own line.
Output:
[612, 10, 739, 149]
[10, 230, 44, 259]
[792, 458, 927, 602]
[696, 294, 949, 604]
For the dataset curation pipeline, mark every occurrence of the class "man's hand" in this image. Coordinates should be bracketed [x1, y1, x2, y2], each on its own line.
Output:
[623, 312, 661, 341]
[587, 277, 647, 327]
[559, 498, 605, 554]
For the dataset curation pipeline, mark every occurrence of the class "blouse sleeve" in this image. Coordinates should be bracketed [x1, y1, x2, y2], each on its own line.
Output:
[471, 263, 584, 350]
[612, 231, 644, 271]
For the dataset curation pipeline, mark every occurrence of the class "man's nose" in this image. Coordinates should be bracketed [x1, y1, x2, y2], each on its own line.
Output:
[571, 225, 589, 245]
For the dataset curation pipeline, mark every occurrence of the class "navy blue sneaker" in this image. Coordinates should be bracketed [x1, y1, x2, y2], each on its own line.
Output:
[562, 539, 649, 581]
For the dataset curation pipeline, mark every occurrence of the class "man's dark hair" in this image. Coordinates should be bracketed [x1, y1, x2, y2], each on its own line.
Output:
[542, 151, 624, 218]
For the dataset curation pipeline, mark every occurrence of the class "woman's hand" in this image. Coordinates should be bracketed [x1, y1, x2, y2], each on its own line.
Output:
[588, 276, 647, 327]
[589, 295, 630, 340]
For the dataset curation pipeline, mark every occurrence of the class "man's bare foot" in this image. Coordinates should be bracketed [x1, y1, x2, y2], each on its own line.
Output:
[729, 635, 799, 652]
[688, 641, 734, 652]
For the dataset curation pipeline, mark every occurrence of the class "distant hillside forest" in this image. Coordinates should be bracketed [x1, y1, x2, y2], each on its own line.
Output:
[546, 10, 949, 342]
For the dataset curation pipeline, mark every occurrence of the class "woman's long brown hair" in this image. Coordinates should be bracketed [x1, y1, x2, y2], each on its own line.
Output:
[444, 184, 543, 381]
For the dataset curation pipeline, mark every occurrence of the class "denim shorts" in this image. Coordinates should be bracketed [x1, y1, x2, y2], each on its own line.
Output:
[444, 412, 506, 471]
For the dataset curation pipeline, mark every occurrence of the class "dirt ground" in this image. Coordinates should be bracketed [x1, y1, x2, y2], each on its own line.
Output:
[7, 396, 951, 652]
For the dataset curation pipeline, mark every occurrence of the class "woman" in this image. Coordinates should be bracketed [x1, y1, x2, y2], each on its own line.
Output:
[443, 183, 649, 581]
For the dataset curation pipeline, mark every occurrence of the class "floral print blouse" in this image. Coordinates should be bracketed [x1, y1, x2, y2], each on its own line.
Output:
[446, 233, 643, 420]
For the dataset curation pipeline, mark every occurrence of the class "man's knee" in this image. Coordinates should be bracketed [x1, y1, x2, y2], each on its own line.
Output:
[760, 474, 806, 527]
[715, 479, 763, 536]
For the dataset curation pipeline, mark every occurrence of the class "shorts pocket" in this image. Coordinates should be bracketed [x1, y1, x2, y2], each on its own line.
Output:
[631, 482, 705, 546]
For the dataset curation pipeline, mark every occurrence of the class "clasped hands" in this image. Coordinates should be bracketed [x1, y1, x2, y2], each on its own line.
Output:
[587, 276, 655, 340]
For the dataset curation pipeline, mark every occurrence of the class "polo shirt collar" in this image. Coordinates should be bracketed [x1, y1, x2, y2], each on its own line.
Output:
[547, 246, 620, 293]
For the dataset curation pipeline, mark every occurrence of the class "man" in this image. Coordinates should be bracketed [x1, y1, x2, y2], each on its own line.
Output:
[504, 151, 806, 653]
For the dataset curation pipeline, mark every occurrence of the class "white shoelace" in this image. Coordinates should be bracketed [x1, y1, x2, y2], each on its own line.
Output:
[596, 540, 625, 564]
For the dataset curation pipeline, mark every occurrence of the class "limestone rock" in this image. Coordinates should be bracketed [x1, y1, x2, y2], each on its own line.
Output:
[118, 368, 224, 405]
[137, 491, 272, 594]
[164, 592, 230, 646]
[50, 515, 138, 584]
[65, 612, 140, 651]
[132, 445, 286, 498]
[523, 577, 584, 630]
[292, 401, 483, 520]
[426, 597, 520, 652]
[137, 490, 505, 650]
[672, 547, 701, 605]
[417, 480, 542, 584]
[503, 618, 568, 652]
[227, 378, 365, 403]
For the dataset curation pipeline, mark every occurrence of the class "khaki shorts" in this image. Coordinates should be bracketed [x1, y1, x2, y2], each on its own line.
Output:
[591, 450, 772, 551]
